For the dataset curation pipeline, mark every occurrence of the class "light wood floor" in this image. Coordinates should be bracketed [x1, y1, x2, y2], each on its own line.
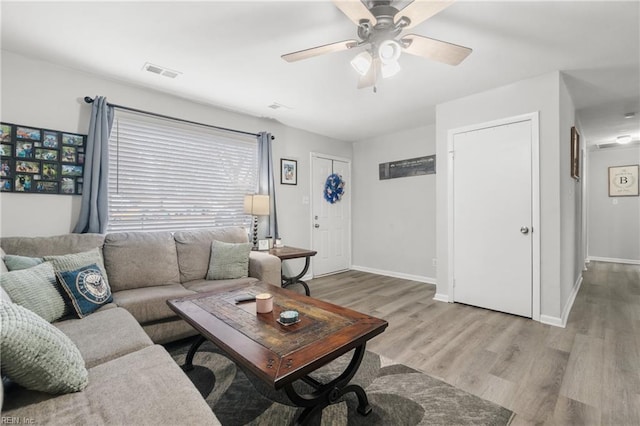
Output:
[307, 261, 640, 425]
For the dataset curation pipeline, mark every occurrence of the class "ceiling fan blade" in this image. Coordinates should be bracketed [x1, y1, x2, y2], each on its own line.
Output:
[333, 0, 377, 26]
[402, 34, 472, 65]
[358, 58, 380, 89]
[395, 0, 455, 29]
[281, 39, 358, 62]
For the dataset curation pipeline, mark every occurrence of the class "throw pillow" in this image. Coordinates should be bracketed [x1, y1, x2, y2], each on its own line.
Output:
[43, 248, 110, 288]
[206, 240, 251, 280]
[3, 254, 44, 271]
[0, 301, 88, 394]
[0, 246, 9, 274]
[0, 285, 11, 303]
[56, 263, 113, 318]
[0, 262, 67, 322]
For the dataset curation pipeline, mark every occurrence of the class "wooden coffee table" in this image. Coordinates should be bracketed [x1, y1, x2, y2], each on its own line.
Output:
[167, 282, 388, 425]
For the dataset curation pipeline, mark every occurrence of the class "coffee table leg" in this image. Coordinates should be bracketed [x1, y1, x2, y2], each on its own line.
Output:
[284, 344, 371, 425]
[182, 335, 206, 372]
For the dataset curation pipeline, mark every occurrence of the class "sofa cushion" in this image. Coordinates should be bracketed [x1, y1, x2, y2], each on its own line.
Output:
[112, 284, 195, 324]
[56, 264, 113, 318]
[0, 233, 105, 257]
[103, 231, 181, 291]
[55, 307, 153, 368]
[206, 240, 251, 280]
[141, 318, 199, 344]
[0, 262, 67, 322]
[1, 345, 221, 425]
[174, 227, 249, 283]
[3, 254, 44, 271]
[43, 248, 110, 290]
[0, 301, 88, 394]
[184, 277, 258, 293]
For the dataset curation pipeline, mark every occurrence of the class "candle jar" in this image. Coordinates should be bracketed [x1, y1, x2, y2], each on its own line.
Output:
[255, 293, 273, 313]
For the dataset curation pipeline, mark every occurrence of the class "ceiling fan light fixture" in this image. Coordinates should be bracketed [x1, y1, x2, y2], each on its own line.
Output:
[616, 135, 632, 144]
[351, 51, 372, 76]
[378, 39, 402, 64]
[381, 60, 401, 79]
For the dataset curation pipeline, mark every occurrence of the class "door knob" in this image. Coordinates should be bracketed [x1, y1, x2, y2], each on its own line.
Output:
[520, 226, 529, 234]
[314, 224, 320, 228]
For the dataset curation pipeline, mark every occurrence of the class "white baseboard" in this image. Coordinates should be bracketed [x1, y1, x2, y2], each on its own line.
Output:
[587, 256, 640, 265]
[540, 274, 583, 328]
[540, 314, 564, 327]
[561, 275, 582, 326]
[433, 293, 450, 303]
[349, 265, 436, 285]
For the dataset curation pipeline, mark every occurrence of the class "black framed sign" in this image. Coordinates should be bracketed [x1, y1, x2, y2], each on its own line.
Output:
[1, 122, 86, 195]
[379, 155, 436, 180]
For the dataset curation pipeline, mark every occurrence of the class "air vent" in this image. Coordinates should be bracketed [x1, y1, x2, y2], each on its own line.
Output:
[142, 62, 181, 79]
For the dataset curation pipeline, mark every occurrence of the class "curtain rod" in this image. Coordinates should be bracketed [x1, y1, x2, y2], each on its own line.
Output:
[83, 96, 273, 140]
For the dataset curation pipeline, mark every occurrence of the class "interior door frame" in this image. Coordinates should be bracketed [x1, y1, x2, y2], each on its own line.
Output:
[447, 112, 541, 321]
[309, 152, 352, 278]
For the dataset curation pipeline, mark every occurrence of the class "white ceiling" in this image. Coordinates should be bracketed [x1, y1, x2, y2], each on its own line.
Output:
[1, 1, 639, 145]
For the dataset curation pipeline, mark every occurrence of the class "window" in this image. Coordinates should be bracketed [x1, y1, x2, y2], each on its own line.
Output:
[107, 110, 257, 232]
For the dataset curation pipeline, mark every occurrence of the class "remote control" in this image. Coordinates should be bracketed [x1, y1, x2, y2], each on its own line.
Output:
[234, 295, 256, 304]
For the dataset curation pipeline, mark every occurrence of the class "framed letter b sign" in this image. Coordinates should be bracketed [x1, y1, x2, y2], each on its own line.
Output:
[609, 165, 639, 197]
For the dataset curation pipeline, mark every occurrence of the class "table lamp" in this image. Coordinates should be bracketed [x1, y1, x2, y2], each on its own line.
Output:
[244, 194, 270, 249]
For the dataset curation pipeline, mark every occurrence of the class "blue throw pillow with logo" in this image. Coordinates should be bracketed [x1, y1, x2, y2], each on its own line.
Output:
[56, 263, 113, 318]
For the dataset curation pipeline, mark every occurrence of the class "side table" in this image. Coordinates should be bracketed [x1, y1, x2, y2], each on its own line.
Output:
[268, 246, 317, 296]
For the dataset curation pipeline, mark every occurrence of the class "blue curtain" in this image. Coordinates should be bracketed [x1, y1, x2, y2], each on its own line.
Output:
[73, 96, 114, 234]
[257, 132, 279, 238]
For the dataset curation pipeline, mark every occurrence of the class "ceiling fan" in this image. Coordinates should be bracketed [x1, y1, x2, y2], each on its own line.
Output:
[281, 0, 472, 90]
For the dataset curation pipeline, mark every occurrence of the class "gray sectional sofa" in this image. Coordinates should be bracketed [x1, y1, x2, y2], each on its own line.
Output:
[0, 227, 281, 424]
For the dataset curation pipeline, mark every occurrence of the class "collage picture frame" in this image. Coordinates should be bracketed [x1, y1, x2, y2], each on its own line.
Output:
[281, 158, 297, 185]
[1, 122, 86, 195]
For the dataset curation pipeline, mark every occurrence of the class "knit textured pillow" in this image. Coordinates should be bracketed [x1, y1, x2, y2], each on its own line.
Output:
[44, 248, 110, 288]
[0, 301, 88, 394]
[56, 263, 113, 318]
[0, 262, 67, 322]
[3, 255, 44, 271]
[206, 240, 251, 280]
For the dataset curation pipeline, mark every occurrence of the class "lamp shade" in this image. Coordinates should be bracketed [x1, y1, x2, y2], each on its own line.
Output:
[244, 194, 270, 216]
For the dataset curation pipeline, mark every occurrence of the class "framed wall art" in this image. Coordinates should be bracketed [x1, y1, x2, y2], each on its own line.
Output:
[609, 164, 639, 197]
[0, 122, 86, 195]
[281, 158, 297, 185]
[570, 126, 580, 180]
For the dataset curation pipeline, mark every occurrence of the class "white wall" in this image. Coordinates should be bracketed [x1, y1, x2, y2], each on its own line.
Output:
[558, 75, 582, 313]
[0, 50, 352, 260]
[435, 71, 567, 321]
[352, 124, 436, 282]
[587, 145, 640, 262]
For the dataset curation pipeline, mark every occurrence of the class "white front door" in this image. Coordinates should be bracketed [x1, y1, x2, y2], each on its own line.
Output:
[452, 119, 533, 317]
[311, 155, 351, 276]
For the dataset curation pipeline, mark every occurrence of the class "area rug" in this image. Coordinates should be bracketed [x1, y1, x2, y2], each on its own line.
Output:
[165, 338, 514, 426]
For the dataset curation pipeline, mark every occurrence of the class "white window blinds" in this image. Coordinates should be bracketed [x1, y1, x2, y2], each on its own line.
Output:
[107, 110, 257, 232]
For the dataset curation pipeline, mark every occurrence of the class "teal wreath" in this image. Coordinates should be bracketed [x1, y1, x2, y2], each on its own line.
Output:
[324, 173, 345, 204]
